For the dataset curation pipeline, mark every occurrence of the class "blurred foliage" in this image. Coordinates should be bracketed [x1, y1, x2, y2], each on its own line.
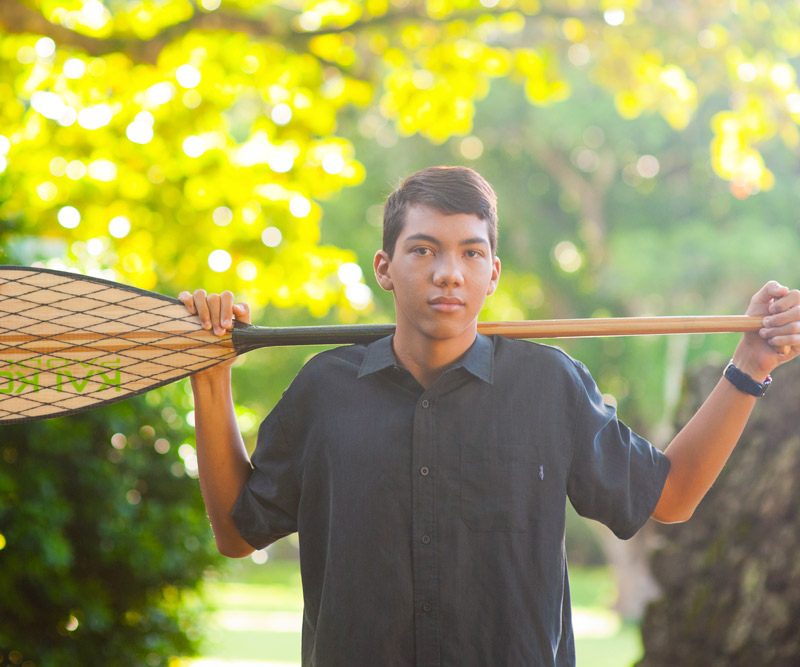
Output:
[2, 0, 800, 300]
[0, 382, 220, 666]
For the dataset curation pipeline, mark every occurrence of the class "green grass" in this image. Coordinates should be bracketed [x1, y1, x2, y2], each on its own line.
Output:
[188, 559, 642, 666]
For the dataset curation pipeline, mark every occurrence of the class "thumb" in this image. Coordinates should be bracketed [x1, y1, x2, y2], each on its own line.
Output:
[232, 302, 251, 324]
[747, 281, 788, 315]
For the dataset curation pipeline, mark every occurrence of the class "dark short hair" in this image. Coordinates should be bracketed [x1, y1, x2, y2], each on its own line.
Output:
[382, 166, 498, 258]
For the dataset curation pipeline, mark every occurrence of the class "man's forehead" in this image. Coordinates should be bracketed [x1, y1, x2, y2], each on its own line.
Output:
[400, 206, 491, 243]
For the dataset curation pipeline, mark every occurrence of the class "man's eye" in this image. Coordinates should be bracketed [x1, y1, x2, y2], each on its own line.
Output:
[465, 249, 483, 258]
[412, 247, 431, 256]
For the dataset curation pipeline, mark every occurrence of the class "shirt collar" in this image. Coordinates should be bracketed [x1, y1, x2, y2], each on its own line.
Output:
[358, 333, 494, 385]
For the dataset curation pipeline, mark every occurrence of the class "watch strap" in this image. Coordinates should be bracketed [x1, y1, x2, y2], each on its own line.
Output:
[723, 360, 771, 397]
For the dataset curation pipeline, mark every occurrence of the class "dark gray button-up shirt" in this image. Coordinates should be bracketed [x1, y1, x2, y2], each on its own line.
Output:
[232, 334, 670, 666]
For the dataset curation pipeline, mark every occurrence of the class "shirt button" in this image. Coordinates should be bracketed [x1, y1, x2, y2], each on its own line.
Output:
[422, 602, 432, 613]
[420, 534, 431, 545]
[421, 399, 430, 408]
[419, 466, 430, 476]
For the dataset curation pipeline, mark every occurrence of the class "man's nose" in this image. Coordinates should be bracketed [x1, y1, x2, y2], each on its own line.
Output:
[433, 255, 463, 286]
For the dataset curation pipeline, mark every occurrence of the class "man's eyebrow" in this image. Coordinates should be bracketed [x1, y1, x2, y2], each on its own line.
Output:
[402, 233, 489, 247]
[460, 237, 490, 247]
[403, 233, 440, 245]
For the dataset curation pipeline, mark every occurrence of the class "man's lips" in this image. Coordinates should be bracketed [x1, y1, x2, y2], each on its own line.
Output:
[429, 296, 464, 312]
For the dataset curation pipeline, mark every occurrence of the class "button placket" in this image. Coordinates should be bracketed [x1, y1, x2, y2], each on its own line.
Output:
[411, 391, 440, 664]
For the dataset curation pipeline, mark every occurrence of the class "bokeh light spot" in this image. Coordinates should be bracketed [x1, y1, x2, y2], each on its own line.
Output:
[271, 103, 292, 125]
[77, 104, 113, 130]
[337, 262, 363, 285]
[86, 238, 106, 256]
[31, 91, 66, 120]
[459, 136, 484, 160]
[183, 136, 206, 158]
[145, 82, 174, 106]
[236, 260, 258, 281]
[63, 58, 86, 79]
[261, 226, 282, 247]
[58, 206, 81, 229]
[208, 249, 232, 272]
[322, 153, 345, 174]
[176, 64, 202, 89]
[289, 196, 311, 218]
[345, 283, 373, 310]
[108, 216, 131, 238]
[35, 37, 56, 58]
[212, 206, 233, 226]
[636, 155, 660, 178]
[554, 241, 582, 273]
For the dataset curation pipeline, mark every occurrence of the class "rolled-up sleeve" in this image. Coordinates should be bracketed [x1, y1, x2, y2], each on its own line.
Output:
[231, 403, 300, 550]
[566, 361, 671, 540]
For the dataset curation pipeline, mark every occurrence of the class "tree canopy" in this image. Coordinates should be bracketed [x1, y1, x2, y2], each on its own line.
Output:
[3, 0, 800, 310]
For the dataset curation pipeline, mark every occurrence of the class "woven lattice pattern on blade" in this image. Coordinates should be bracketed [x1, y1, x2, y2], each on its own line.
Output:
[0, 267, 235, 424]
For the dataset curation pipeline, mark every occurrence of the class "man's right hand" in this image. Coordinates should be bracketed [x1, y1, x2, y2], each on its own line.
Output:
[178, 289, 251, 336]
[178, 289, 251, 377]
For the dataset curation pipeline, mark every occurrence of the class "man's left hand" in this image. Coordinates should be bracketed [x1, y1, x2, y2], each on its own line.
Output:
[736, 281, 800, 379]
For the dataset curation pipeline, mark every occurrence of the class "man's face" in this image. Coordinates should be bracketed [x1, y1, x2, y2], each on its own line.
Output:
[374, 206, 500, 343]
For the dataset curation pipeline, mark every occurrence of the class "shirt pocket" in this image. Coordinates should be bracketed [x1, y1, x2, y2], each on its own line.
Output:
[460, 443, 539, 532]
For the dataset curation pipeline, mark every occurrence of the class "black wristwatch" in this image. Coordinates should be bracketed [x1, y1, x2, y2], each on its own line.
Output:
[723, 360, 771, 397]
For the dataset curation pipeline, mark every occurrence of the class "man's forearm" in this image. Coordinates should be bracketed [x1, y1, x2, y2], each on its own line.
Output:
[652, 365, 759, 523]
[650, 280, 800, 524]
[191, 368, 255, 557]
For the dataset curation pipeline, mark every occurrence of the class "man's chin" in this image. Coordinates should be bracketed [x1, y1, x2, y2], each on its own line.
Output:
[417, 320, 477, 341]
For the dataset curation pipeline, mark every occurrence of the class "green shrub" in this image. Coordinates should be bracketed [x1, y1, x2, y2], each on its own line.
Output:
[0, 386, 220, 666]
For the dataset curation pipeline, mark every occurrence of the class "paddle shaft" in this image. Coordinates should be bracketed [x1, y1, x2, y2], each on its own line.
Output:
[0, 316, 762, 358]
[230, 315, 763, 354]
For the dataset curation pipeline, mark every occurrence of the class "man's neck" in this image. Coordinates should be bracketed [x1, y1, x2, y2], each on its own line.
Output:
[391, 325, 477, 389]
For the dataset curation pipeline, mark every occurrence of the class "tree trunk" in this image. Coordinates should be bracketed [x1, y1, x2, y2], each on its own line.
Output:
[590, 521, 661, 620]
[637, 361, 800, 666]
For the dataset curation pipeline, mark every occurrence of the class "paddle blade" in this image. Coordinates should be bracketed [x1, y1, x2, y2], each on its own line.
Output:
[0, 266, 235, 424]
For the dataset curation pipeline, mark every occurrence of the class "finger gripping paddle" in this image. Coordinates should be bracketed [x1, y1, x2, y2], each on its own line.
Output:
[0, 265, 762, 425]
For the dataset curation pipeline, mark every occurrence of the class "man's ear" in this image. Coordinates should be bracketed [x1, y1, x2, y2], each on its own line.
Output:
[486, 256, 501, 296]
[373, 249, 394, 291]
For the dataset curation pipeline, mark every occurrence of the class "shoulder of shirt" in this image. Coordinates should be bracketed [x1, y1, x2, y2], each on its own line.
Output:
[286, 343, 368, 389]
[490, 336, 598, 398]
[491, 337, 601, 417]
[492, 335, 588, 373]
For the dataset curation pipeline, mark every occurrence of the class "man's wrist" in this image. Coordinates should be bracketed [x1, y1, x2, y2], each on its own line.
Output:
[190, 364, 233, 392]
[723, 359, 771, 397]
[730, 342, 770, 382]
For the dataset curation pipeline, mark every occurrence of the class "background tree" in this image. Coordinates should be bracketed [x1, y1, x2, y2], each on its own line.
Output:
[637, 359, 800, 666]
[0, 382, 220, 666]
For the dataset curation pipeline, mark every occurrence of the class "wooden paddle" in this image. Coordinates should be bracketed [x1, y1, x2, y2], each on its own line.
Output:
[0, 265, 762, 425]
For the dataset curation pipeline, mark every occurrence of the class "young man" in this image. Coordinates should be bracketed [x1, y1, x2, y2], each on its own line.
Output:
[180, 166, 800, 666]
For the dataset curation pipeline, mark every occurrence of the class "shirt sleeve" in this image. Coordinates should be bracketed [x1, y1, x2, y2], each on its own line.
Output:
[566, 360, 671, 540]
[231, 402, 300, 550]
